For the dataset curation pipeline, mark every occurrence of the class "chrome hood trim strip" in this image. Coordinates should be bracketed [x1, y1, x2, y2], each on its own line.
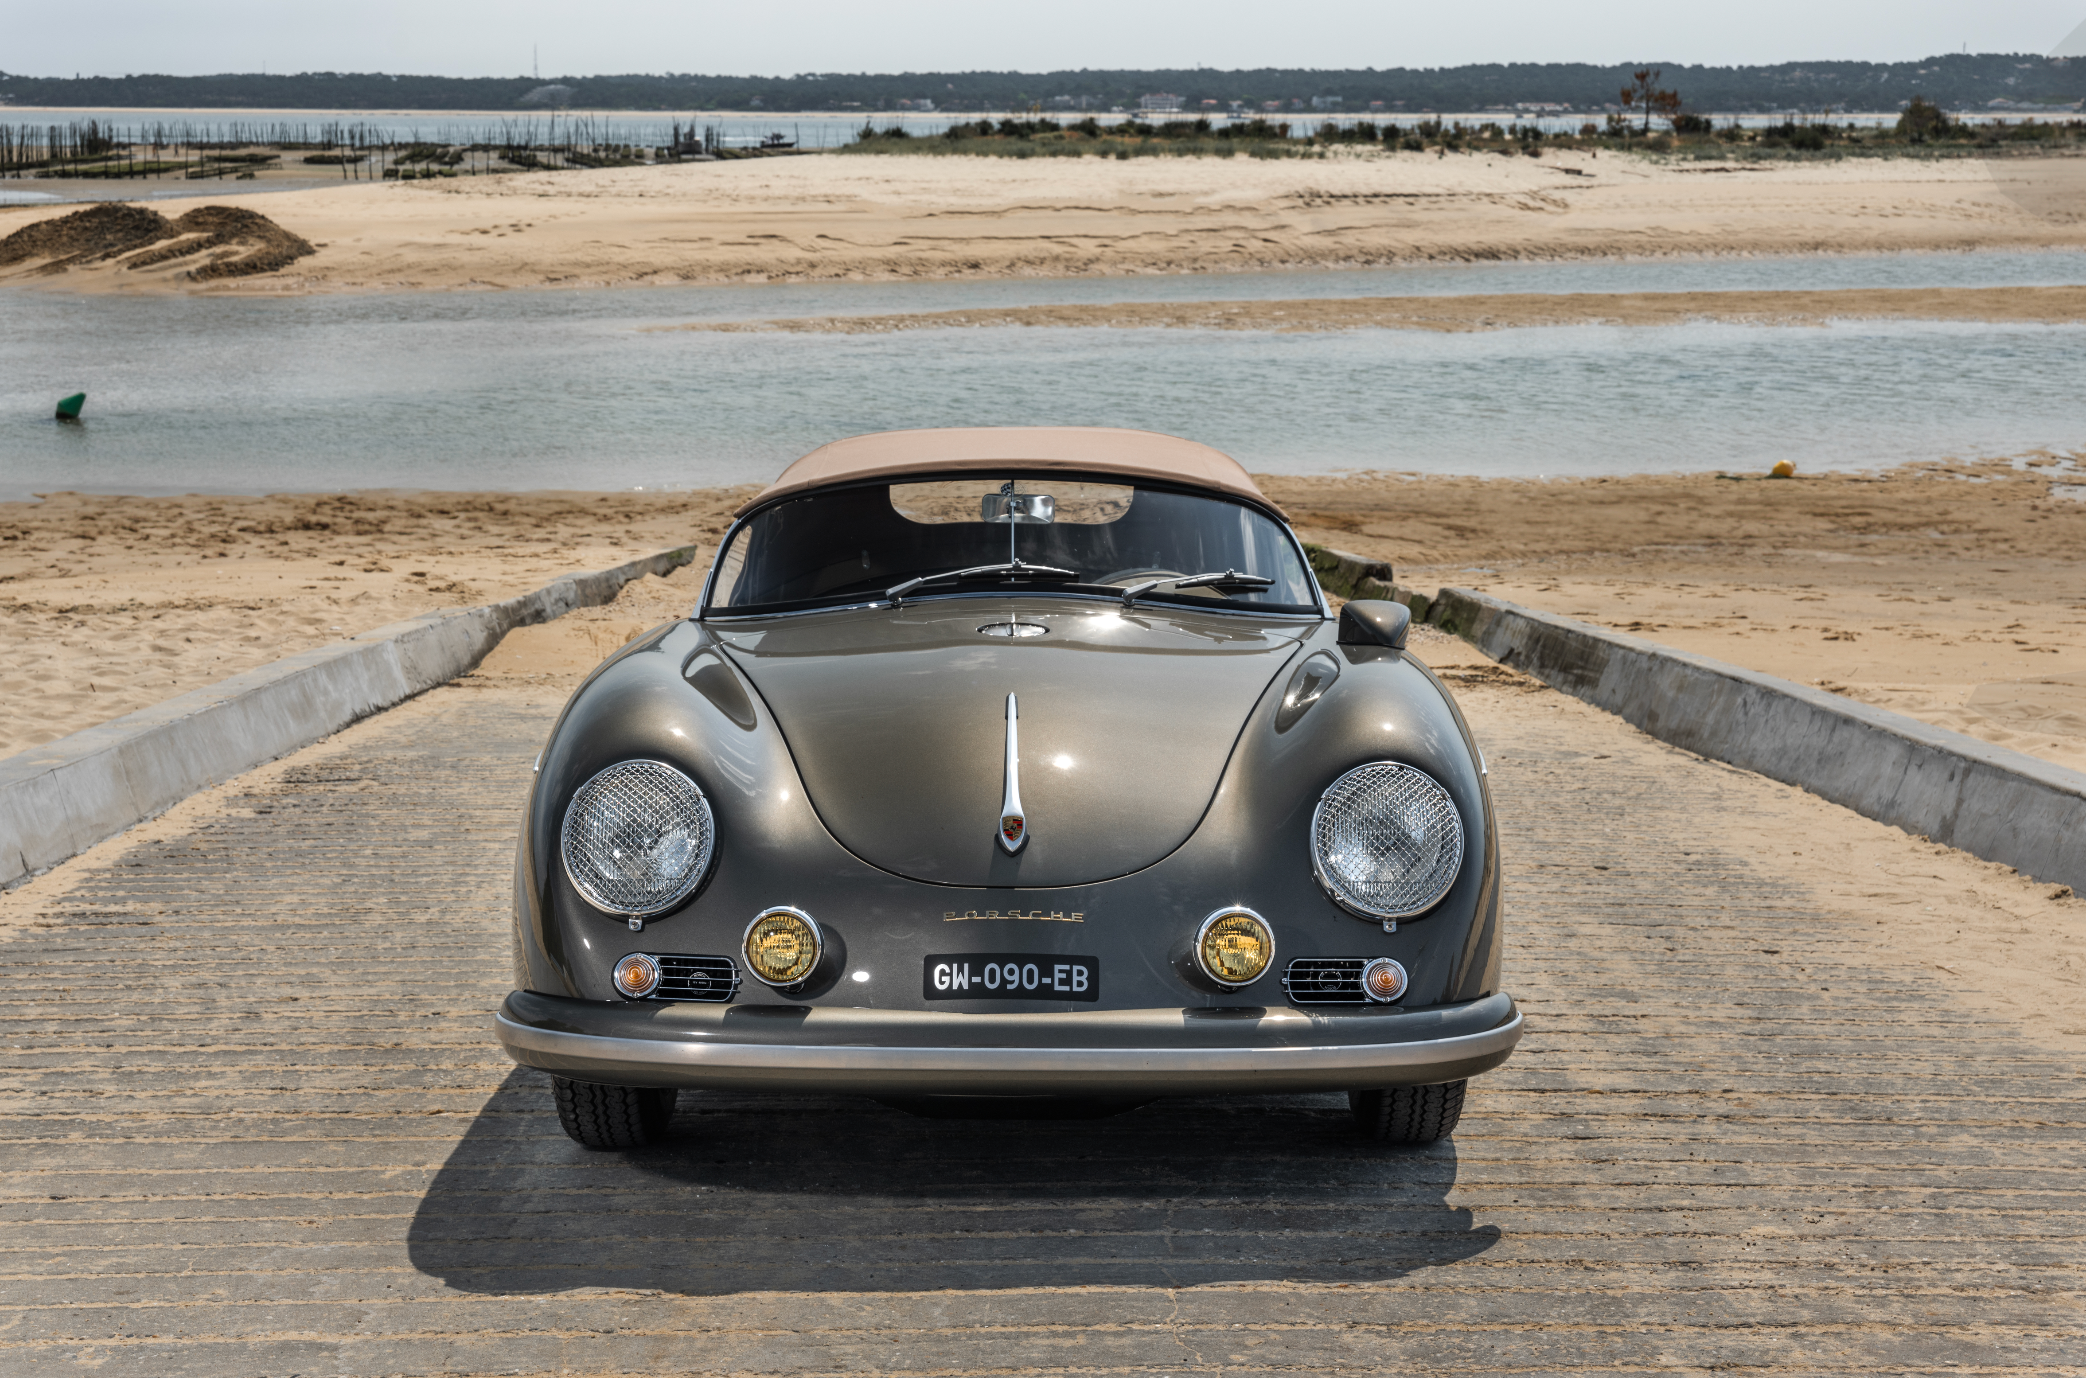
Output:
[999, 692, 1028, 853]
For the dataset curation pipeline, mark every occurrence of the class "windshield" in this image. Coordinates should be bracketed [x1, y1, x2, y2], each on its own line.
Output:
[707, 477, 1319, 616]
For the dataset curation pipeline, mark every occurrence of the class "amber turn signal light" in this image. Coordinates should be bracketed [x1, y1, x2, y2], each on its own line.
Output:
[744, 907, 822, 986]
[1361, 956, 1408, 1004]
[613, 952, 661, 999]
[1196, 908, 1274, 989]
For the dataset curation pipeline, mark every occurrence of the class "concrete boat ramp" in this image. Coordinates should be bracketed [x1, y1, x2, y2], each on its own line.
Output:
[2, 657, 2082, 1375]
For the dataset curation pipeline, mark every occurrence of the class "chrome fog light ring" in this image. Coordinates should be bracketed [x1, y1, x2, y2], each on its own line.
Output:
[742, 906, 824, 987]
[1310, 761, 1466, 921]
[1194, 906, 1276, 990]
[559, 759, 717, 918]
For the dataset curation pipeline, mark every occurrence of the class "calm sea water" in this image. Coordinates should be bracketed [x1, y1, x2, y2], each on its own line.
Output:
[4, 256, 2085, 502]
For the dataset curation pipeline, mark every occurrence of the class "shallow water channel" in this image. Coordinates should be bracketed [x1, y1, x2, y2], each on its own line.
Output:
[5, 253, 2086, 501]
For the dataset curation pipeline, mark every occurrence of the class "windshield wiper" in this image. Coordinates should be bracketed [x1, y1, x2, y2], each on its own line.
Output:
[1121, 568, 1276, 610]
[887, 559, 1078, 608]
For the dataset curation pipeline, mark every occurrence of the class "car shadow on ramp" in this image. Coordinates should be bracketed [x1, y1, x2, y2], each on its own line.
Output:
[407, 1068, 1500, 1296]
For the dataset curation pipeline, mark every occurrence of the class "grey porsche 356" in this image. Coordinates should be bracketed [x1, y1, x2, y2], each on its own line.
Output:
[495, 427, 1521, 1148]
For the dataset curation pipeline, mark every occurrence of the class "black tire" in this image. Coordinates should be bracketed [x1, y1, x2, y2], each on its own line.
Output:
[1349, 1081, 1466, 1144]
[552, 1077, 677, 1150]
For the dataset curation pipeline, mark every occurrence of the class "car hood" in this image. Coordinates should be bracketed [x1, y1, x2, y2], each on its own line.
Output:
[712, 599, 1312, 888]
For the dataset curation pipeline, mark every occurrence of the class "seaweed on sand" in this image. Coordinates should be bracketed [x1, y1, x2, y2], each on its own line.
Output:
[0, 201, 316, 280]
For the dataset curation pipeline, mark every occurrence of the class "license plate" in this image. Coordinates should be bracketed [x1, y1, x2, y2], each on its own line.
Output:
[924, 953, 1099, 1002]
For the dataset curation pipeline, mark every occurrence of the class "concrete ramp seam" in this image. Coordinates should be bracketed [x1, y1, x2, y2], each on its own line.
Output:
[1417, 584, 2086, 893]
[0, 546, 700, 889]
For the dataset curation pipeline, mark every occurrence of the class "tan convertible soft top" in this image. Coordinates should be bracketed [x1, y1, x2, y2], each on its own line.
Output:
[733, 427, 1284, 519]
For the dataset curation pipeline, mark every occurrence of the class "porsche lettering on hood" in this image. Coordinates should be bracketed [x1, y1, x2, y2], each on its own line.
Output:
[715, 604, 1309, 888]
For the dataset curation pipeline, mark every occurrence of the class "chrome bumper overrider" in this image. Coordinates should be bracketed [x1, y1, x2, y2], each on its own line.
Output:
[493, 990, 1522, 1096]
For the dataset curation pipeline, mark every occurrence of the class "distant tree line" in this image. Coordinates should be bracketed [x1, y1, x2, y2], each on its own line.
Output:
[848, 102, 2086, 160]
[2, 55, 2083, 114]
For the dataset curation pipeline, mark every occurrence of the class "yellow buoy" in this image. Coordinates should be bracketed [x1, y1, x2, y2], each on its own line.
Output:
[1770, 459, 1796, 479]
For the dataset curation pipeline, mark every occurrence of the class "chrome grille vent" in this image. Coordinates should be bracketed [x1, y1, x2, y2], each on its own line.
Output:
[1282, 958, 1367, 1004]
[648, 954, 740, 1003]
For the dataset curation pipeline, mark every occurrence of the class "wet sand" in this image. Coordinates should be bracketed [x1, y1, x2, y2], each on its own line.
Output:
[672, 284, 2086, 334]
[4, 150, 2085, 294]
[5, 459, 2082, 775]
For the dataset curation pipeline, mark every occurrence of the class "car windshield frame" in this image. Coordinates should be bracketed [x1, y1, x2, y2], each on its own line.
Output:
[700, 472, 1325, 621]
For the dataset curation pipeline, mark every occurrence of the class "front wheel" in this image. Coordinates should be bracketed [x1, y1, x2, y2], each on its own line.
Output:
[1349, 1081, 1466, 1144]
[552, 1077, 677, 1149]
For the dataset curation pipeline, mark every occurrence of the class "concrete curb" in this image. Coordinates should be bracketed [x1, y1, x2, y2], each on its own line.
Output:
[0, 546, 701, 888]
[1424, 585, 2086, 893]
[1303, 545, 1398, 604]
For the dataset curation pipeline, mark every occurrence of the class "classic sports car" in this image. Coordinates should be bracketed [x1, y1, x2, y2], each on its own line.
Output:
[495, 427, 1520, 1148]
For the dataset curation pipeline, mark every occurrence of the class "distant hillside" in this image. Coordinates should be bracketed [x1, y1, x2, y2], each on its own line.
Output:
[2, 57, 2083, 115]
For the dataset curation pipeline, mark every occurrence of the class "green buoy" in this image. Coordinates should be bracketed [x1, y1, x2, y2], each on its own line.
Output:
[55, 393, 85, 421]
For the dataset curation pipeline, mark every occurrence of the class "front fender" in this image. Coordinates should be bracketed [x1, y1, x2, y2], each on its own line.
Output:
[513, 620, 849, 999]
[1191, 621, 1502, 1005]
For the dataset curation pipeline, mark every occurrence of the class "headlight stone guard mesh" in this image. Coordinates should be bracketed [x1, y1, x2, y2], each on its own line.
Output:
[1310, 761, 1464, 919]
[560, 760, 716, 917]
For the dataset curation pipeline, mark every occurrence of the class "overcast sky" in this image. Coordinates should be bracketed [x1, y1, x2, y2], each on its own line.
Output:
[12, 1, 2086, 80]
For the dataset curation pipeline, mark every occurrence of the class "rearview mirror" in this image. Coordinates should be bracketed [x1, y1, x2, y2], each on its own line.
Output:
[981, 493, 1056, 525]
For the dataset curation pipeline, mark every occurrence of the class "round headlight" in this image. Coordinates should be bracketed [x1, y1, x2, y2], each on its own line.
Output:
[743, 907, 822, 987]
[1311, 762, 1465, 920]
[560, 760, 715, 918]
[1195, 907, 1274, 988]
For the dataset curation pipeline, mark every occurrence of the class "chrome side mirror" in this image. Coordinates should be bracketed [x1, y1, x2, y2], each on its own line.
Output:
[981, 493, 1056, 525]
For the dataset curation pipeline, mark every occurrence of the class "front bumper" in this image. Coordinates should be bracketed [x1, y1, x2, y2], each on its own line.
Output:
[493, 989, 1523, 1096]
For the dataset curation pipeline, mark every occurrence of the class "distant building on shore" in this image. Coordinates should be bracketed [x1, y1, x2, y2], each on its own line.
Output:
[1138, 93, 1182, 113]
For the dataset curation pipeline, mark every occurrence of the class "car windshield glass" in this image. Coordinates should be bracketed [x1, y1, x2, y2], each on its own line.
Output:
[707, 477, 1318, 615]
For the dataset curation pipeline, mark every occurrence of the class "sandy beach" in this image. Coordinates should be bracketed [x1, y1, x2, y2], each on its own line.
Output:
[1273, 458, 2086, 773]
[6, 460, 2081, 775]
[0, 489, 749, 758]
[5, 150, 2086, 293]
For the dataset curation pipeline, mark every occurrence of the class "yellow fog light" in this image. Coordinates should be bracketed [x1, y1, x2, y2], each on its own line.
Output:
[613, 952, 661, 999]
[1360, 956, 1408, 1004]
[1196, 908, 1275, 989]
[743, 907, 822, 987]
